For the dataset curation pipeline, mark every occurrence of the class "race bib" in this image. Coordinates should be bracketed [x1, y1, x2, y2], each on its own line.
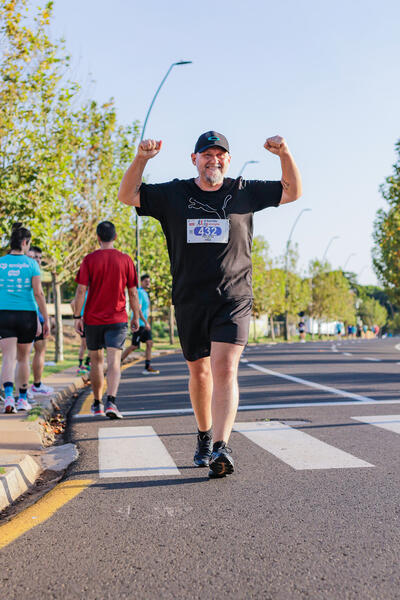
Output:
[187, 219, 229, 244]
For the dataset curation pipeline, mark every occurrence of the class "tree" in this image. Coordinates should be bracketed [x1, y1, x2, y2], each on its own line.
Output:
[308, 261, 356, 333]
[282, 244, 310, 339]
[0, 1, 140, 360]
[373, 139, 400, 303]
[357, 297, 387, 329]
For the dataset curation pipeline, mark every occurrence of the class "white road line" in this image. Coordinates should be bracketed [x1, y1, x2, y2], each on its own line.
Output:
[363, 357, 381, 362]
[395, 344, 400, 352]
[351, 414, 400, 434]
[234, 421, 373, 470]
[98, 426, 180, 478]
[343, 353, 353, 356]
[246, 362, 375, 403]
[73, 398, 400, 419]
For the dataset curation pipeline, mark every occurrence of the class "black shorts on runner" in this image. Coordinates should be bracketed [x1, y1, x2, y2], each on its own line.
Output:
[84, 322, 128, 351]
[131, 326, 152, 347]
[0, 310, 37, 344]
[174, 298, 252, 362]
[34, 322, 45, 342]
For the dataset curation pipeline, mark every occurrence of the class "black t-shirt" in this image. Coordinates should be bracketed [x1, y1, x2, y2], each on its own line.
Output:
[136, 177, 282, 305]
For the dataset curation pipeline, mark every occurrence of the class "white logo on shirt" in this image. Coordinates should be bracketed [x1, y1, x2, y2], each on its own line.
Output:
[188, 194, 232, 219]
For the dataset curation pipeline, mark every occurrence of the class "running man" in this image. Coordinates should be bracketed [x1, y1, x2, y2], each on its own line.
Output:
[121, 273, 160, 374]
[27, 246, 54, 397]
[119, 131, 302, 477]
[73, 221, 140, 419]
[71, 291, 90, 375]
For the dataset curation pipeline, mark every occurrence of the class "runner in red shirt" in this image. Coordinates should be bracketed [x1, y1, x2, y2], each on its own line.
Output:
[73, 221, 140, 418]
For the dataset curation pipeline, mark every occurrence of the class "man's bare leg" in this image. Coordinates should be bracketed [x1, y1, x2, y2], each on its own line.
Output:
[89, 349, 104, 400]
[121, 344, 137, 362]
[105, 347, 122, 397]
[145, 339, 152, 361]
[210, 341, 244, 443]
[32, 339, 46, 384]
[187, 356, 213, 432]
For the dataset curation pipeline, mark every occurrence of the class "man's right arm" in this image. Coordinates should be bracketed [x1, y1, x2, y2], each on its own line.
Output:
[118, 139, 162, 207]
[128, 287, 140, 332]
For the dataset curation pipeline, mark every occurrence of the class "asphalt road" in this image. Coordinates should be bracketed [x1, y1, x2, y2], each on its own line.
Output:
[2, 337, 400, 599]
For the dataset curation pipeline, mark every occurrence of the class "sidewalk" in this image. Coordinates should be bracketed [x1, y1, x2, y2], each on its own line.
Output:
[0, 349, 173, 513]
[0, 365, 88, 512]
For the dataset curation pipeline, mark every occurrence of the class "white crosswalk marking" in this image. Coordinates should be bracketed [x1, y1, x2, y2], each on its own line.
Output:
[351, 414, 400, 434]
[98, 426, 180, 478]
[234, 421, 374, 470]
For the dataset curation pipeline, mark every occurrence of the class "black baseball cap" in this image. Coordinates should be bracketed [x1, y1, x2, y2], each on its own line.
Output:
[194, 131, 230, 154]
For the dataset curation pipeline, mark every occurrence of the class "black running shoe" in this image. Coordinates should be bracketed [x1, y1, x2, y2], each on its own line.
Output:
[208, 445, 234, 478]
[193, 433, 213, 467]
[105, 400, 123, 419]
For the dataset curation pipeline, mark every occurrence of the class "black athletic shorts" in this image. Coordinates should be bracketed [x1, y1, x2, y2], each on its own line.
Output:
[174, 298, 252, 362]
[34, 322, 45, 342]
[131, 326, 152, 347]
[0, 310, 37, 344]
[84, 322, 128, 351]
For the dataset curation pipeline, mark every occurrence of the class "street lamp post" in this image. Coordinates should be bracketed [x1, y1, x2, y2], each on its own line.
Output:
[343, 253, 356, 271]
[238, 160, 259, 177]
[135, 60, 192, 280]
[322, 235, 340, 263]
[284, 208, 312, 341]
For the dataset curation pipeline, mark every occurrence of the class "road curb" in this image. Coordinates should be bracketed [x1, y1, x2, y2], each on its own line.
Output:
[0, 348, 178, 513]
[0, 454, 42, 512]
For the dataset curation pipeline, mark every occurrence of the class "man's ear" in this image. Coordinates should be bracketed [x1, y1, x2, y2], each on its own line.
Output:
[191, 153, 197, 166]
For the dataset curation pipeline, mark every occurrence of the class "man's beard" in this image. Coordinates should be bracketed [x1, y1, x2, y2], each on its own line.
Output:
[205, 168, 224, 185]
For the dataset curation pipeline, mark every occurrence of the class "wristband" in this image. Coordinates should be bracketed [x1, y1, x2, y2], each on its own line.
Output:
[73, 315, 82, 319]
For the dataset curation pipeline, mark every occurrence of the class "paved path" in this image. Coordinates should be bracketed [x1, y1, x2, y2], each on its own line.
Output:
[1, 338, 400, 599]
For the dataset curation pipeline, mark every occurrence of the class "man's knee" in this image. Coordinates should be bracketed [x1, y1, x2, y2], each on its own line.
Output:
[89, 350, 103, 365]
[188, 358, 211, 382]
[106, 347, 122, 366]
[211, 355, 239, 381]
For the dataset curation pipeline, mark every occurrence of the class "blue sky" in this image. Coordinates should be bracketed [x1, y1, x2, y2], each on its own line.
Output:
[51, 0, 400, 285]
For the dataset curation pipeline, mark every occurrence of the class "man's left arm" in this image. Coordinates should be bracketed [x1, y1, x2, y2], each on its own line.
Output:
[264, 136, 302, 205]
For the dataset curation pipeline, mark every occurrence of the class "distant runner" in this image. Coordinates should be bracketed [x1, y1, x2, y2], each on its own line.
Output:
[73, 221, 139, 419]
[121, 273, 160, 374]
[27, 246, 54, 396]
[0, 224, 50, 413]
[71, 290, 90, 375]
[119, 131, 301, 477]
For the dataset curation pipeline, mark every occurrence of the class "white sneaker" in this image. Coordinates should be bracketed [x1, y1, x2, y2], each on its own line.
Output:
[30, 383, 54, 395]
[4, 396, 17, 414]
[16, 398, 32, 411]
[141, 367, 160, 375]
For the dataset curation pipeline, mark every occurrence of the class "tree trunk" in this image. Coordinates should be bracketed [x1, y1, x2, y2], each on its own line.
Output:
[168, 304, 175, 345]
[52, 272, 64, 362]
[270, 315, 275, 340]
[284, 310, 290, 341]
